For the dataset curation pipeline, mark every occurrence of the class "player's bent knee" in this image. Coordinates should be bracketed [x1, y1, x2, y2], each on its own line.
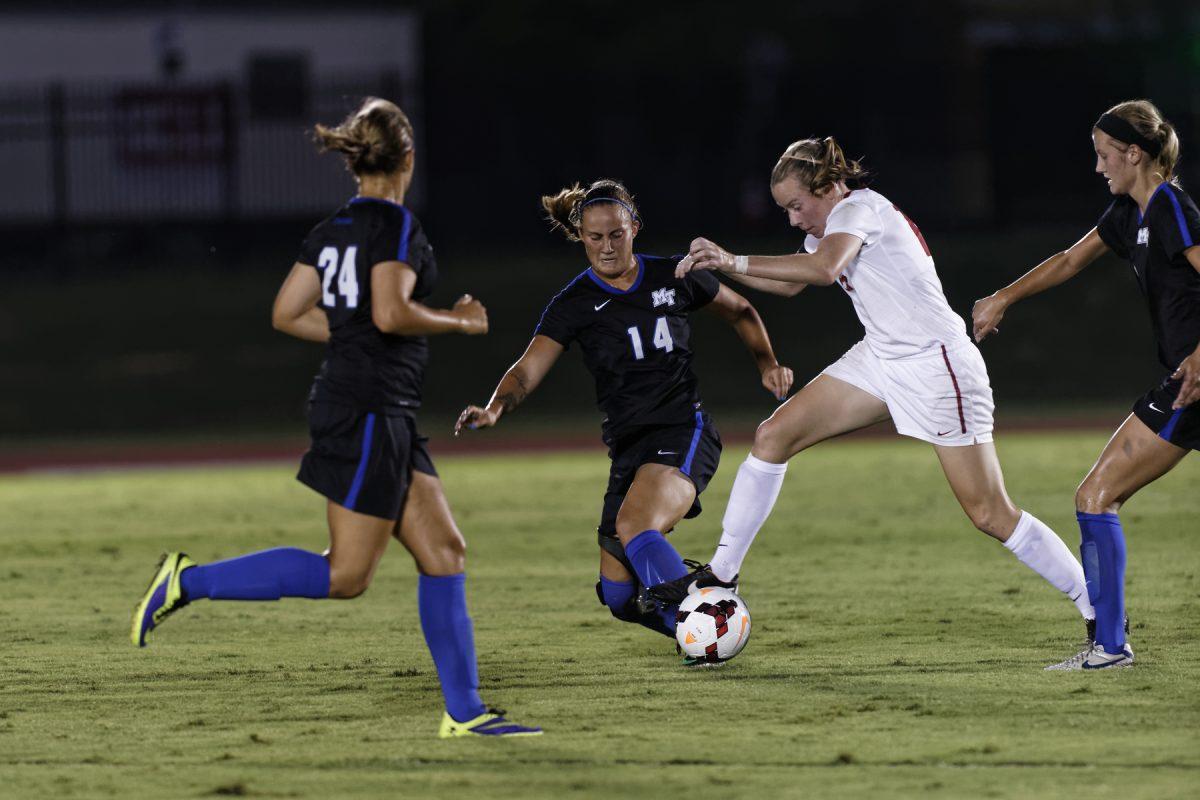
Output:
[1075, 481, 1117, 515]
[420, 535, 467, 575]
[963, 504, 1004, 538]
[754, 416, 808, 461]
[328, 571, 372, 599]
[754, 417, 788, 453]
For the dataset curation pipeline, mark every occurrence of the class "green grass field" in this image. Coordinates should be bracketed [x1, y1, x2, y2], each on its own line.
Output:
[2, 433, 1198, 799]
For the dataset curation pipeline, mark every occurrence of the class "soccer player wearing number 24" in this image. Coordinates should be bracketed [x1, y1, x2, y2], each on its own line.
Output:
[456, 180, 792, 647]
[131, 98, 539, 738]
[974, 100, 1200, 670]
[664, 137, 1096, 664]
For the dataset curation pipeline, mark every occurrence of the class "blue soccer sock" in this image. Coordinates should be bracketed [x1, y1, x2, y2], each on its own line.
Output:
[623, 530, 689, 588]
[599, 575, 636, 609]
[180, 547, 330, 601]
[599, 575, 673, 638]
[623, 530, 688, 636]
[1077, 512, 1127, 654]
[418, 573, 487, 723]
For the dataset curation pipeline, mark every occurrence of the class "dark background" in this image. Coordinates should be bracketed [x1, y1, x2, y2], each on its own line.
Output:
[3, 0, 1198, 444]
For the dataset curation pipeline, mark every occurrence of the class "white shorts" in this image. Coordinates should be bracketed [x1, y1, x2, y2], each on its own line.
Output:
[821, 339, 994, 447]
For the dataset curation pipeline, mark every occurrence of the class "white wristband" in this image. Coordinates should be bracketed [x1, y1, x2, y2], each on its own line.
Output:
[734, 255, 749, 275]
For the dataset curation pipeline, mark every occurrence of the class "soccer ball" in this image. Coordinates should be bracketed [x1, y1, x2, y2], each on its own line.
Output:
[674, 587, 751, 664]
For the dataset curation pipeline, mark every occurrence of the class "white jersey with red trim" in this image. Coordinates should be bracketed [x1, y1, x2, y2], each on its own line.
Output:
[804, 188, 970, 360]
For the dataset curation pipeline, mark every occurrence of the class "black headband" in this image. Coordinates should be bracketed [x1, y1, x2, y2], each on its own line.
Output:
[1095, 112, 1161, 157]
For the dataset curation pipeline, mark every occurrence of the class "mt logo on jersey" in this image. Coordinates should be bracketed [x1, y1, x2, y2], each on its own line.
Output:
[651, 288, 676, 308]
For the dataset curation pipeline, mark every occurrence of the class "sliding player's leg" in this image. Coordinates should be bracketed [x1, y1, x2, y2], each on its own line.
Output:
[596, 546, 673, 637]
[612, 463, 698, 628]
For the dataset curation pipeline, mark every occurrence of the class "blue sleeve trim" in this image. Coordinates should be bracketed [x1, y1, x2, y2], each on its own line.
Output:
[1136, 183, 1169, 226]
[534, 271, 587, 334]
[344, 413, 377, 511]
[1164, 187, 1195, 249]
[680, 412, 704, 476]
[397, 207, 413, 262]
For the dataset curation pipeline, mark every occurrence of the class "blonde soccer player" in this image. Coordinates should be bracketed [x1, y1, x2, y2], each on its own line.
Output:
[973, 100, 1200, 669]
[654, 137, 1095, 665]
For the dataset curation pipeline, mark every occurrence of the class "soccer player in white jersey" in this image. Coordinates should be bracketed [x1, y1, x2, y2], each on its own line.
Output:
[655, 136, 1097, 659]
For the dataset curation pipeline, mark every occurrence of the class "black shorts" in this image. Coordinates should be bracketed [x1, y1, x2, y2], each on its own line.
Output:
[597, 411, 722, 541]
[1132, 376, 1200, 451]
[297, 404, 437, 521]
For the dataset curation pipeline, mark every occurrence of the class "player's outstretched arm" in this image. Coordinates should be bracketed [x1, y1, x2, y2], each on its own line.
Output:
[705, 284, 794, 401]
[272, 263, 330, 343]
[677, 252, 805, 297]
[371, 260, 488, 336]
[455, 335, 565, 435]
[678, 234, 862, 289]
[972, 228, 1108, 343]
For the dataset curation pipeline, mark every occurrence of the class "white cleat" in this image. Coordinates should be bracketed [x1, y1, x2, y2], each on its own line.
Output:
[1045, 643, 1092, 671]
[1046, 642, 1134, 671]
[1082, 643, 1134, 670]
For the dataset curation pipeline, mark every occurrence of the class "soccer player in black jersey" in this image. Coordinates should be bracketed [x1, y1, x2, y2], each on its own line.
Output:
[131, 98, 539, 737]
[455, 179, 792, 647]
[974, 100, 1200, 670]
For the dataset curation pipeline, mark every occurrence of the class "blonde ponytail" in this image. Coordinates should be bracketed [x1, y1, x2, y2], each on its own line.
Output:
[770, 136, 869, 195]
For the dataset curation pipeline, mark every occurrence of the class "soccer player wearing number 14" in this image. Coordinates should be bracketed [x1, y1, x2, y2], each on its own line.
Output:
[456, 180, 792, 650]
[130, 98, 539, 738]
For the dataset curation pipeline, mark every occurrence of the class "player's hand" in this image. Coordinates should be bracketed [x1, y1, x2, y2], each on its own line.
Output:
[688, 237, 737, 274]
[971, 293, 1007, 342]
[674, 254, 697, 279]
[452, 294, 488, 335]
[455, 404, 498, 436]
[761, 363, 794, 401]
[1171, 348, 1200, 408]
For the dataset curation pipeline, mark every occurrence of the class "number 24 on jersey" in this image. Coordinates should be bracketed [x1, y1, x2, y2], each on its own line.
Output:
[318, 246, 359, 308]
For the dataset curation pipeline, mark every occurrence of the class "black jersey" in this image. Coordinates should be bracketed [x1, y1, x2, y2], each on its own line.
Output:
[535, 254, 721, 444]
[297, 197, 438, 413]
[1097, 183, 1200, 370]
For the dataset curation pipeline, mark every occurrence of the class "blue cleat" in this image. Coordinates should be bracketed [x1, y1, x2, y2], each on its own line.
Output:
[131, 552, 195, 647]
[438, 708, 543, 738]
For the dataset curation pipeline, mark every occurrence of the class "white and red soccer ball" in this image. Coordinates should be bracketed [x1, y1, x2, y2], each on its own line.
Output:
[674, 587, 751, 664]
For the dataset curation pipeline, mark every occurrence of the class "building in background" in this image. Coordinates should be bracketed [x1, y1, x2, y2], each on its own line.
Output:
[0, 10, 421, 224]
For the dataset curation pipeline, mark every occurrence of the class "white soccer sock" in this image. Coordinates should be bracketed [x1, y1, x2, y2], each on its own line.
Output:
[1003, 510, 1094, 619]
[709, 454, 789, 582]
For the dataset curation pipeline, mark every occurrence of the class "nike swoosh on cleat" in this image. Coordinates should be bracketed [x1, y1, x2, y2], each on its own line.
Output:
[594, 300, 611, 311]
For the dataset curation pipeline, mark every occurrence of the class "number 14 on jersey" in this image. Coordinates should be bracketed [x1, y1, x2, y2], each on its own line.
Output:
[627, 316, 674, 360]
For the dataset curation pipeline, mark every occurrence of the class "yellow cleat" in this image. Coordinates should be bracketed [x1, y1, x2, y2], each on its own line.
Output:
[438, 708, 542, 738]
[131, 552, 195, 647]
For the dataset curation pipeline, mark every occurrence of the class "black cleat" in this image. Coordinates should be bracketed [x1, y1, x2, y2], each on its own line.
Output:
[1084, 614, 1131, 644]
[648, 559, 738, 605]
